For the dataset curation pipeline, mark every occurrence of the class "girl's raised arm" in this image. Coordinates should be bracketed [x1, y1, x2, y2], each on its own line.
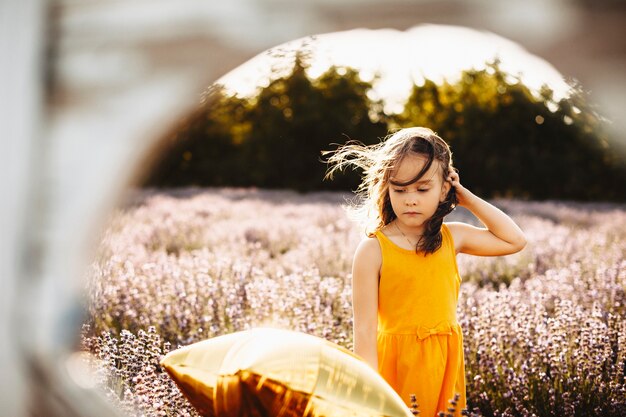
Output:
[351, 237, 382, 371]
[446, 171, 527, 257]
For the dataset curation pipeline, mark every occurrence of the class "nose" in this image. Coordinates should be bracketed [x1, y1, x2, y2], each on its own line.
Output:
[405, 191, 419, 206]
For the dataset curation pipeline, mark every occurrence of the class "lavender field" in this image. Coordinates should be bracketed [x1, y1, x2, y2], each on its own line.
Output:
[80, 188, 626, 417]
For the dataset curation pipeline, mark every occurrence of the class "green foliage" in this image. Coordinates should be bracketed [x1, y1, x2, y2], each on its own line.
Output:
[144, 54, 625, 201]
[144, 52, 388, 191]
[144, 84, 252, 187]
[392, 60, 625, 201]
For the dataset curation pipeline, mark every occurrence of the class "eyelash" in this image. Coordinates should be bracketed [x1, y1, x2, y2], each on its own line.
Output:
[393, 188, 429, 193]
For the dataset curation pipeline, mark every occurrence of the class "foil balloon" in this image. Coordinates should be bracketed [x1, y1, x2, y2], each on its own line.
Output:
[160, 327, 413, 417]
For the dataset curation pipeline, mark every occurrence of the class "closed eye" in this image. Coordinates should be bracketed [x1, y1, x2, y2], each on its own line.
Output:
[392, 188, 430, 193]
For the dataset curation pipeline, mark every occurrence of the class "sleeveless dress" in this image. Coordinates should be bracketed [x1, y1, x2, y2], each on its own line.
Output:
[375, 223, 467, 416]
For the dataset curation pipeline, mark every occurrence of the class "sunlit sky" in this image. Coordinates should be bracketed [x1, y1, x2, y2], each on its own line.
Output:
[217, 24, 571, 114]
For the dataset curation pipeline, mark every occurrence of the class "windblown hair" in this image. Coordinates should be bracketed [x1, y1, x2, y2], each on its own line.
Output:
[324, 127, 458, 255]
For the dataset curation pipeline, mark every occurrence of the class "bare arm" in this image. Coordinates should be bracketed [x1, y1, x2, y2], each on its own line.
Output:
[351, 237, 381, 371]
[446, 171, 527, 256]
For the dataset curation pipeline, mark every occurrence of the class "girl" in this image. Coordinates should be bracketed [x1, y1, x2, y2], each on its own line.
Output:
[324, 127, 526, 416]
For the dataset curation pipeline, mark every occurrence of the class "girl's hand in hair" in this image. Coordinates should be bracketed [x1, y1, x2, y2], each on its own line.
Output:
[447, 169, 474, 208]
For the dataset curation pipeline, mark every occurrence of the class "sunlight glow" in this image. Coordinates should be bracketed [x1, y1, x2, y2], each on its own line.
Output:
[217, 25, 571, 115]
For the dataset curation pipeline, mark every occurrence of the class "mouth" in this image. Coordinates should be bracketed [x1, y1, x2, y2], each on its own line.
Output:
[404, 211, 420, 215]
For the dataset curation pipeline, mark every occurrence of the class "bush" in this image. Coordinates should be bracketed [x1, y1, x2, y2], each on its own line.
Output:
[144, 54, 625, 201]
[144, 52, 388, 192]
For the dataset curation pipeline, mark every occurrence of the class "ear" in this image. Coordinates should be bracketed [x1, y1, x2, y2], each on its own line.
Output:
[440, 179, 451, 202]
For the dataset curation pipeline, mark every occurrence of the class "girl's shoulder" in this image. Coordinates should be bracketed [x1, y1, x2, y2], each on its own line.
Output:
[442, 222, 464, 255]
[354, 233, 383, 266]
[356, 233, 382, 252]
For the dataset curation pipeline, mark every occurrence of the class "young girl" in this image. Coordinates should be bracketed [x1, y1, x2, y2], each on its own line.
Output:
[324, 127, 527, 416]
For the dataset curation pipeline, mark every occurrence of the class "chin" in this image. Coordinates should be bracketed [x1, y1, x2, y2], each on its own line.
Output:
[400, 218, 425, 227]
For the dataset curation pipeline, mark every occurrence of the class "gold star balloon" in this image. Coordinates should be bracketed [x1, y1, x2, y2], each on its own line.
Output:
[159, 328, 413, 417]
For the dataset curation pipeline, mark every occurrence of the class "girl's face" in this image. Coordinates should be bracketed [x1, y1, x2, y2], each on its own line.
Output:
[387, 153, 450, 231]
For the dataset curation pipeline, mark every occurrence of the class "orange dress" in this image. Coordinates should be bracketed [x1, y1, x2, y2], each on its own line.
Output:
[375, 223, 467, 416]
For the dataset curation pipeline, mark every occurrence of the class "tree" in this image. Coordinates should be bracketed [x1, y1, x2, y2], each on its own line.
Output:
[392, 60, 625, 201]
[144, 56, 624, 201]
[145, 52, 387, 191]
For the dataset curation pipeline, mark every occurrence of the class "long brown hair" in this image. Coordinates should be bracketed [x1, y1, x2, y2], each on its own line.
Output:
[324, 127, 458, 255]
